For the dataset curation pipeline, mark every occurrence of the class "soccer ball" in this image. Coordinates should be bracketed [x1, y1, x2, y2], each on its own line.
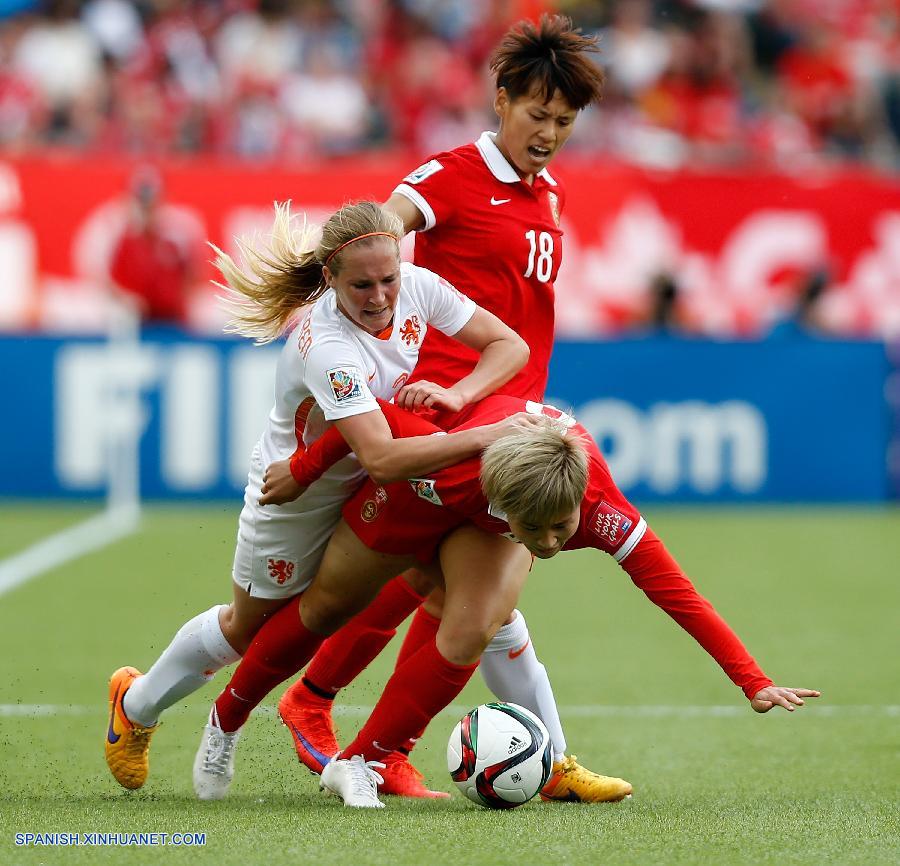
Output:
[447, 702, 553, 808]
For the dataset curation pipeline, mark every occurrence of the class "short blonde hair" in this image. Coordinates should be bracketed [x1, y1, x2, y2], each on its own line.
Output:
[215, 200, 403, 344]
[480, 418, 589, 523]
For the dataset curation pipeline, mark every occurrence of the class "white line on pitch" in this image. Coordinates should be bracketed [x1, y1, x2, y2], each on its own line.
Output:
[0, 508, 140, 598]
[2, 704, 897, 718]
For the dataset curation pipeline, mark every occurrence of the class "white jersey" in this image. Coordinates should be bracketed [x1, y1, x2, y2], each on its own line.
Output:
[256, 260, 477, 506]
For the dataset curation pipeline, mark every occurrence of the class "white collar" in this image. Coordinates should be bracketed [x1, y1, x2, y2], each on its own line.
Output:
[487, 501, 509, 521]
[475, 131, 557, 186]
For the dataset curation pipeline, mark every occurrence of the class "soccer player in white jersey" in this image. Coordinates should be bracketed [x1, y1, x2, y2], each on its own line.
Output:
[104, 200, 537, 792]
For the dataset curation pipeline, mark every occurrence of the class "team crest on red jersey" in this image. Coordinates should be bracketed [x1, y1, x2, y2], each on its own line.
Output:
[409, 478, 442, 506]
[327, 367, 363, 402]
[547, 192, 560, 228]
[361, 486, 388, 522]
[267, 558, 295, 585]
[588, 500, 632, 552]
[399, 314, 422, 347]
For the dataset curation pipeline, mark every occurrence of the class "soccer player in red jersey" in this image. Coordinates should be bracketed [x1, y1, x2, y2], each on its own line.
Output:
[211, 397, 818, 806]
[385, 14, 603, 407]
[272, 13, 614, 801]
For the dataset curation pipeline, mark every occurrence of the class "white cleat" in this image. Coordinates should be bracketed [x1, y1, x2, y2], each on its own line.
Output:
[193, 709, 242, 801]
[320, 754, 386, 808]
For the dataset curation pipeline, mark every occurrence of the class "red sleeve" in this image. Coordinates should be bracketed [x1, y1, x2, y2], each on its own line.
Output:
[289, 399, 445, 485]
[289, 424, 352, 486]
[619, 528, 773, 700]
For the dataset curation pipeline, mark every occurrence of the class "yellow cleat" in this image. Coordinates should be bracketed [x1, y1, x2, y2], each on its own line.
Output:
[105, 666, 158, 790]
[539, 755, 633, 803]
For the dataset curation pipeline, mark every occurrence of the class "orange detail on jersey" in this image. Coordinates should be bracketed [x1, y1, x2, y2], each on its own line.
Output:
[439, 277, 466, 302]
[400, 314, 422, 347]
[297, 313, 313, 359]
[392, 372, 409, 391]
[294, 396, 316, 445]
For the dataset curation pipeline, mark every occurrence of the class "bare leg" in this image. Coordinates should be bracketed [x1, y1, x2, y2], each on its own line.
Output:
[341, 526, 531, 758]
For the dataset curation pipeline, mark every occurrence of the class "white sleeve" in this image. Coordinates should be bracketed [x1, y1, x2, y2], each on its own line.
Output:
[393, 157, 446, 231]
[393, 183, 436, 232]
[304, 339, 378, 421]
[412, 266, 477, 337]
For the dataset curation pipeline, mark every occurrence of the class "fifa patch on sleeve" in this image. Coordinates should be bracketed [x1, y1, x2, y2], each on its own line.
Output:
[587, 500, 633, 551]
[327, 367, 364, 402]
[404, 159, 443, 185]
[409, 478, 442, 506]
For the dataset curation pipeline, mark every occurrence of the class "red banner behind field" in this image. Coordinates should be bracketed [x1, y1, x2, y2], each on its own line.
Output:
[0, 155, 898, 336]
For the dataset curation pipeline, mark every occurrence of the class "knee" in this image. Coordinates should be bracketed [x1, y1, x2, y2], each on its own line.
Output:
[403, 567, 436, 597]
[218, 604, 261, 655]
[422, 588, 445, 619]
[436, 619, 501, 666]
[299, 592, 360, 636]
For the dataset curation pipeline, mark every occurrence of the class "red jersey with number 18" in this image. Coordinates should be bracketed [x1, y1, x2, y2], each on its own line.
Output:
[393, 132, 565, 402]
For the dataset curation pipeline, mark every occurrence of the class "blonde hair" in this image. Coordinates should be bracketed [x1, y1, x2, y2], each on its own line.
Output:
[215, 200, 403, 344]
[480, 417, 589, 523]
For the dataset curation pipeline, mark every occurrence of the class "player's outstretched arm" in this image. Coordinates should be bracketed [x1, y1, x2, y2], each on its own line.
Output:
[750, 686, 821, 713]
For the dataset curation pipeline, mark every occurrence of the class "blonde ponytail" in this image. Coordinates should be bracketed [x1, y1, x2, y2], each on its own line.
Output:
[216, 200, 403, 344]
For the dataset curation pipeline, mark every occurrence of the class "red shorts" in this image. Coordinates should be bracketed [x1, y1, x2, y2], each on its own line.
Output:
[342, 479, 466, 564]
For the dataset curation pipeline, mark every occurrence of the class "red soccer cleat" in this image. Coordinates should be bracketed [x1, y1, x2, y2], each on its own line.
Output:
[278, 682, 339, 775]
[379, 752, 450, 799]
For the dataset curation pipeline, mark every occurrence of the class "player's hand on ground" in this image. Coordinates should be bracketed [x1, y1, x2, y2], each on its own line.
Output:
[750, 686, 821, 713]
[395, 380, 465, 413]
[259, 459, 307, 506]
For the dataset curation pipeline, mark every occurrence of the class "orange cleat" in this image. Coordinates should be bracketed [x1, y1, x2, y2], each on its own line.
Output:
[278, 683, 339, 774]
[104, 666, 158, 790]
[540, 755, 632, 803]
[379, 752, 450, 799]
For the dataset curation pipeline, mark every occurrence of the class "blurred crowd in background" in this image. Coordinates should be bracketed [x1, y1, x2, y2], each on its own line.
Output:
[0, 0, 898, 170]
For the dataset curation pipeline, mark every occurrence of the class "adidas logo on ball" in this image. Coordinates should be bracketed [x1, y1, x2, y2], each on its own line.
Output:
[508, 735, 524, 754]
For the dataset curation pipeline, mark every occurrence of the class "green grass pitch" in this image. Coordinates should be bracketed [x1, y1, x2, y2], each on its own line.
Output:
[0, 503, 898, 865]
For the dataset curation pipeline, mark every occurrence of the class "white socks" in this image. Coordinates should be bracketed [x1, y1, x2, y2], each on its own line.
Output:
[123, 605, 241, 727]
[480, 609, 567, 762]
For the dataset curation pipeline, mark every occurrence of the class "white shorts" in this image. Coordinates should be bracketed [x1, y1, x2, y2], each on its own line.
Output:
[231, 445, 352, 599]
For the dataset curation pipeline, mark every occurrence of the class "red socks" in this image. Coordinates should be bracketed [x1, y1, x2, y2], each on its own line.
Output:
[390, 607, 442, 749]
[214, 594, 326, 732]
[394, 606, 441, 667]
[299, 575, 427, 697]
[342, 638, 477, 760]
